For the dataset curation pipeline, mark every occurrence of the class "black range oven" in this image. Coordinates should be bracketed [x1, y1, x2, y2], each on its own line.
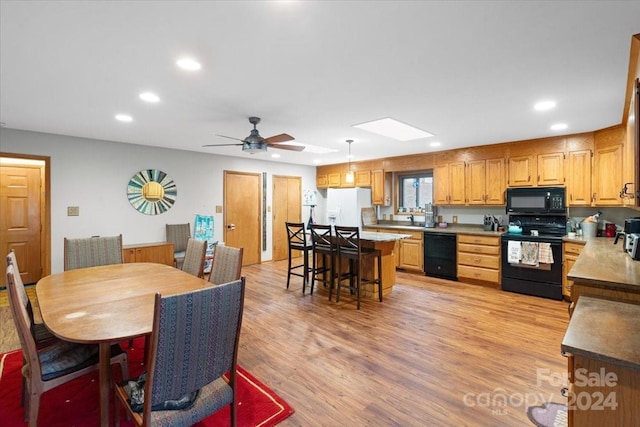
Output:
[501, 214, 566, 300]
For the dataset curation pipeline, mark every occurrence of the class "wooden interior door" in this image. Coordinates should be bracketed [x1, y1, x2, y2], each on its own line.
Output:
[272, 175, 302, 261]
[223, 171, 261, 266]
[0, 162, 44, 285]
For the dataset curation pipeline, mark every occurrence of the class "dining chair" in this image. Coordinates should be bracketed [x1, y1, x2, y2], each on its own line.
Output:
[6, 263, 129, 427]
[181, 238, 207, 278]
[285, 222, 314, 294]
[114, 278, 246, 427]
[166, 223, 191, 268]
[308, 224, 338, 298]
[63, 234, 124, 270]
[208, 245, 243, 285]
[334, 225, 383, 310]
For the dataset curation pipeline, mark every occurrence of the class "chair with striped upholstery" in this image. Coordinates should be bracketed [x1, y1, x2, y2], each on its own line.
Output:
[114, 278, 246, 427]
[208, 245, 243, 285]
[181, 238, 207, 278]
[166, 223, 191, 268]
[6, 261, 128, 427]
[63, 234, 123, 270]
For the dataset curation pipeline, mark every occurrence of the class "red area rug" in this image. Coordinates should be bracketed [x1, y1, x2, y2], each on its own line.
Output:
[0, 338, 294, 426]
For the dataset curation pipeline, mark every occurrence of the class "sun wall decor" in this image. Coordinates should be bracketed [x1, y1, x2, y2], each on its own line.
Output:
[127, 169, 177, 215]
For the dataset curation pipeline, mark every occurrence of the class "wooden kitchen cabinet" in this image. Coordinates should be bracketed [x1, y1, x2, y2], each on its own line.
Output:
[316, 173, 328, 189]
[567, 150, 592, 206]
[562, 240, 585, 301]
[507, 155, 535, 187]
[466, 158, 505, 205]
[355, 170, 371, 187]
[434, 162, 465, 205]
[123, 242, 174, 266]
[593, 143, 623, 205]
[328, 173, 341, 188]
[372, 169, 391, 205]
[537, 152, 565, 186]
[397, 230, 423, 272]
[457, 234, 501, 285]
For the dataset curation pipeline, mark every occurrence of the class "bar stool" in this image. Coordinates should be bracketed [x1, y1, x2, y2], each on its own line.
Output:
[334, 226, 383, 310]
[309, 224, 338, 299]
[285, 222, 314, 294]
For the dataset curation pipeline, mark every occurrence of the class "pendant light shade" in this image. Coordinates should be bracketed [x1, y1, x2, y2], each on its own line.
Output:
[345, 139, 354, 183]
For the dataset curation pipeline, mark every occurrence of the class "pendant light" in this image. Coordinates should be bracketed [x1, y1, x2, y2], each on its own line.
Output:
[345, 139, 354, 184]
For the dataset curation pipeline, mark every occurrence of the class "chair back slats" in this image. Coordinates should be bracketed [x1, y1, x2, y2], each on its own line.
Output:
[334, 226, 362, 258]
[64, 234, 123, 270]
[166, 223, 191, 252]
[181, 238, 207, 278]
[208, 246, 243, 285]
[309, 224, 333, 252]
[286, 222, 309, 250]
[147, 278, 245, 407]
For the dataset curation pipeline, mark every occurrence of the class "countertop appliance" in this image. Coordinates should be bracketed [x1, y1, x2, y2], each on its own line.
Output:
[500, 213, 566, 300]
[615, 217, 640, 250]
[506, 186, 566, 214]
[424, 203, 436, 228]
[424, 232, 457, 281]
[627, 233, 640, 260]
[326, 187, 372, 229]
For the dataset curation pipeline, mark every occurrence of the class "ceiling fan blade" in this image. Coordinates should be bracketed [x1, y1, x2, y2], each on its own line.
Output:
[270, 143, 305, 152]
[215, 134, 246, 142]
[202, 143, 243, 147]
[264, 133, 294, 144]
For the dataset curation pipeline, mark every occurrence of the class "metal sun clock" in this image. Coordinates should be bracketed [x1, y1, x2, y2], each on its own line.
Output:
[127, 169, 177, 215]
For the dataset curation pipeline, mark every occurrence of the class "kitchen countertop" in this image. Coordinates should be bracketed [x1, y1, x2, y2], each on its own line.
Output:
[567, 237, 640, 290]
[360, 231, 411, 242]
[562, 296, 640, 371]
[365, 222, 504, 237]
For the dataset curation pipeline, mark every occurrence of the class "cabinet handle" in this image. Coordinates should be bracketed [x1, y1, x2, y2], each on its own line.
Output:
[528, 175, 531, 182]
[537, 174, 540, 182]
[570, 193, 573, 201]
[592, 193, 596, 202]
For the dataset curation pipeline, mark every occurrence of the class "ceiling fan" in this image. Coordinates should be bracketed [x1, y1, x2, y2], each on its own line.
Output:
[203, 116, 304, 154]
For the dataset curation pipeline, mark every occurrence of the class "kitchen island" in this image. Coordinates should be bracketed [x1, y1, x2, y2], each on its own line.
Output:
[339, 231, 410, 300]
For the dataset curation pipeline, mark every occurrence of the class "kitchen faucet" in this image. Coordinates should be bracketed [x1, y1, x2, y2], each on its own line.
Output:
[409, 214, 414, 225]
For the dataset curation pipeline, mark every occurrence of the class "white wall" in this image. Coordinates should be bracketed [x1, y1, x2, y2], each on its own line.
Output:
[0, 128, 317, 273]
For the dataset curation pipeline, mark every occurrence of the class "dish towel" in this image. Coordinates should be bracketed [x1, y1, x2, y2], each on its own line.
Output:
[507, 241, 522, 264]
[521, 242, 539, 266]
[538, 243, 554, 264]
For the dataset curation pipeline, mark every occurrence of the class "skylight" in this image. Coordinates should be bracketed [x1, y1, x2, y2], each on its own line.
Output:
[353, 117, 434, 141]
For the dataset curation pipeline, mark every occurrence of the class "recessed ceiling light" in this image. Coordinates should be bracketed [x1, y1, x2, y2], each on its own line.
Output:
[353, 117, 434, 141]
[534, 100, 556, 111]
[271, 153, 281, 158]
[139, 92, 160, 103]
[176, 58, 201, 71]
[115, 114, 133, 122]
[313, 159, 322, 164]
[550, 123, 568, 131]
[429, 141, 441, 147]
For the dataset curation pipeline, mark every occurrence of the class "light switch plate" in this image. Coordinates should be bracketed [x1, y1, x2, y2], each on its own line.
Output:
[215, 205, 222, 213]
[67, 206, 80, 216]
[452, 215, 458, 223]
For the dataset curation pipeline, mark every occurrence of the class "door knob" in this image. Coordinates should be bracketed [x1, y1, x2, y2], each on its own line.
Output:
[227, 224, 236, 230]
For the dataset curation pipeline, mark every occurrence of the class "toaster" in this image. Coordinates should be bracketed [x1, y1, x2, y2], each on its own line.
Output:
[627, 233, 640, 260]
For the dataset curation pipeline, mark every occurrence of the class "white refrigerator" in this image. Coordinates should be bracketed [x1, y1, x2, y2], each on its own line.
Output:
[326, 187, 372, 229]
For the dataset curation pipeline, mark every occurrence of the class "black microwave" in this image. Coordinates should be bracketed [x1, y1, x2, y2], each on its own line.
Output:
[506, 187, 566, 214]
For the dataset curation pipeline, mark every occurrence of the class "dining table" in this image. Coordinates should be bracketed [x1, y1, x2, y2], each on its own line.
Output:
[36, 262, 213, 427]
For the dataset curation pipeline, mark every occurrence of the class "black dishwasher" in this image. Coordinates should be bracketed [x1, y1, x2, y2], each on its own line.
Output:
[423, 232, 457, 281]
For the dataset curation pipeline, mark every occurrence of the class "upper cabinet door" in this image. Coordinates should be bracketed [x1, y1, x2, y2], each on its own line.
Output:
[537, 152, 565, 186]
[567, 150, 592, 206]
[508, 155, 536, 187]
[485, 158, 506, 204]
[466, 160, 486, 205]
[593, 144, 623, 205]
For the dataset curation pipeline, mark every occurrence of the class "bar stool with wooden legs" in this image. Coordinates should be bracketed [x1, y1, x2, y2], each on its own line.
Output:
[334, 225, 383, 310]
[309, 224, 338, 299]
[285, 222, 314, 294]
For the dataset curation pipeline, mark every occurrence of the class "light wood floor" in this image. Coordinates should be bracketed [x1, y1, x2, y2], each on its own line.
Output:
[1, 259, 570, 426]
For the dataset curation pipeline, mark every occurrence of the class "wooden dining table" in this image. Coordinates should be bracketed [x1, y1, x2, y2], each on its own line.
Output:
[36, 262, 213, 427]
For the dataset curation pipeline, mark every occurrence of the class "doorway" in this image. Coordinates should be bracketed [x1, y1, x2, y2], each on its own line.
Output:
[272, 175, 302, 261]
[223, 170, 262, 266]
[0, 154, 50, 286]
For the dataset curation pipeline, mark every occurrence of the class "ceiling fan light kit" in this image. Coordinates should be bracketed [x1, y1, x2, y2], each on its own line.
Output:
[203, 116, 303, 154]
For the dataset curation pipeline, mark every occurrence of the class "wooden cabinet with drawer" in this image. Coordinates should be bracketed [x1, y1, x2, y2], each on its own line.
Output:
[123, 242, 174, 266]
[398, 230, 423, 272]
[562, 240, 585, 301]
[457, 234, 501, 285]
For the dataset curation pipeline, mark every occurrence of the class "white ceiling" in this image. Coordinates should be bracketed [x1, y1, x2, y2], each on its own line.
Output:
[1, 1, 639, 167]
